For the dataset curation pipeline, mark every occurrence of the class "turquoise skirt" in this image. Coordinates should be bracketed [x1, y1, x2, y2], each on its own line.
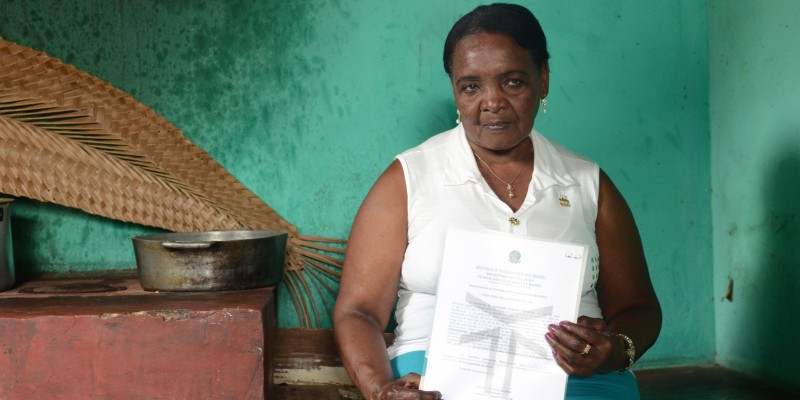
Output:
[391, 350, 640, 400]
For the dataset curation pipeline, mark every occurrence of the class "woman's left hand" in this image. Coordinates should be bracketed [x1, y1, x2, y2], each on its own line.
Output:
[544, 316, 620, 377]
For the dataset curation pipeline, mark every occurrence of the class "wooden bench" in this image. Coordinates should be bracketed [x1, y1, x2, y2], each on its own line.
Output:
[273, 329, 800, 399]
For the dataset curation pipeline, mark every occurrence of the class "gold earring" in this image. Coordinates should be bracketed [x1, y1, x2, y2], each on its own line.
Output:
[456, 109, 461, 124]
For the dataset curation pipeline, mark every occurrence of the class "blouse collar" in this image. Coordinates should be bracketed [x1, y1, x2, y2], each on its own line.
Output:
[442, 124, 579, 193]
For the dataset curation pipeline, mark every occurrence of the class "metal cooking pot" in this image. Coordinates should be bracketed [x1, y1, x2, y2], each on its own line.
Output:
[132, 230, 287, 291]
[0, 198, 14, 292]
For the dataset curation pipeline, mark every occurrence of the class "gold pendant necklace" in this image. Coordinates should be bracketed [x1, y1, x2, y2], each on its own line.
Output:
[474, 153, 524, 199]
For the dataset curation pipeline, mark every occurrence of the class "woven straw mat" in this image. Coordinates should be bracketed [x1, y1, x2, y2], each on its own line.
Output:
[0, 38, 342, 327]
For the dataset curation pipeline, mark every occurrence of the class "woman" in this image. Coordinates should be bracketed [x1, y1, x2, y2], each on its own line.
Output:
[334, 4, 661, 399]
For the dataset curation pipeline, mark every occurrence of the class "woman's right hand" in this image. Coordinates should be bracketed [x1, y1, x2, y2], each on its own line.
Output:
[376, 373, 442, 400]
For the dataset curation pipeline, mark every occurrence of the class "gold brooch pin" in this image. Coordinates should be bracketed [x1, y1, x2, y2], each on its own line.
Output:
[509, 217, 520, 226]
[559, 195, 571, 208]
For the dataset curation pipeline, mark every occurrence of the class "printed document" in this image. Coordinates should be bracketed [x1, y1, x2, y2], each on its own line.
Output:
[420, 228, 587, 399]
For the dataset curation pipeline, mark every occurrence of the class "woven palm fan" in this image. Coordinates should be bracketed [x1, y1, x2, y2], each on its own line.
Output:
[0, 37, 343, 327]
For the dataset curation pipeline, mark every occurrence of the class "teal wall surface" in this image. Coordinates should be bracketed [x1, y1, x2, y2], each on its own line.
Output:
[0, 0, 712, 367]
[710, 0, 800, 389]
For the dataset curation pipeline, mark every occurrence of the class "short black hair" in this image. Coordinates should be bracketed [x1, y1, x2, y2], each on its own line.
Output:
[443, 3, 550, 76]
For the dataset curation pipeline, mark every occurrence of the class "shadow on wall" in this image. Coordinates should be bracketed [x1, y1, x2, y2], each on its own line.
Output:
[8, 201, 41, 278]
[7, 199, 158, 279]
[752, 127, 800, 388]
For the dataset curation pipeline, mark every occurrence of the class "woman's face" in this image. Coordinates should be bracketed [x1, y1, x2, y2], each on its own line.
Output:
[450, 32, 549, 152]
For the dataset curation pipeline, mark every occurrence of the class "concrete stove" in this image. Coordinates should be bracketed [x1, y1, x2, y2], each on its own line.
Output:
[0, 278, 276, 399]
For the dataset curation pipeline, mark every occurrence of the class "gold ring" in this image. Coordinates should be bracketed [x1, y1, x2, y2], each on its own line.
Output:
[580, 344, 591, 355]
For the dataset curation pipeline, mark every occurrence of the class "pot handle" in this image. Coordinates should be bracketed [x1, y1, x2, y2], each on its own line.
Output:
[161, 241, 213, 250]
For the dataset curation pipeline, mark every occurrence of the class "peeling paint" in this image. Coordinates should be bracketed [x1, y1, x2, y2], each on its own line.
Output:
[723, 278, 733, 302]
[100, 309, 191, 321]
[274, 365, 354, 386]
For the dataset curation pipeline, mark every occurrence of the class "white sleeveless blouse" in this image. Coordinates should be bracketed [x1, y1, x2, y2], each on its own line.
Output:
[388, 125, 601, 359]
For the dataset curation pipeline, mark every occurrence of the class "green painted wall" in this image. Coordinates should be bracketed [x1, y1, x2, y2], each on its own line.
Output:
[0, 0, 712, 367]
[710, 0, 800, 389]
